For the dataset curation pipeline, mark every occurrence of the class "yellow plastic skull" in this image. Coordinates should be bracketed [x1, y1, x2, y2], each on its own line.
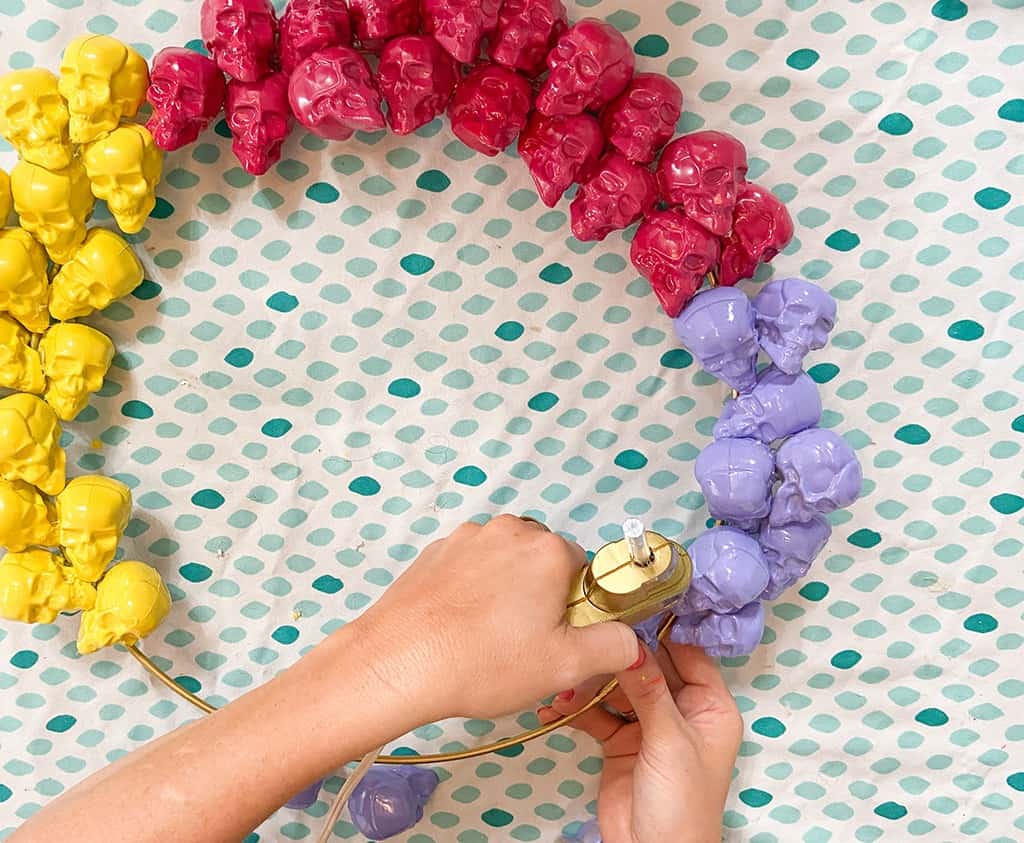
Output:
[0, 393, 66, 495]
[55, 475, 131, 582]
[0, 68, 74, 170]
[58, 35, 149, 144]
[11, 158, 94, 264]
[39, 323, 114, 421]
[0, 227, 50, 333]
[83, 123, 163, 234]
[77, 560, 169, 654]
[49, 228, 143, 321]
[0, 549, 95, 625]
[0, 314, 44, 394]
[0, 167, 11, 224]
[0, 478, 57, 551]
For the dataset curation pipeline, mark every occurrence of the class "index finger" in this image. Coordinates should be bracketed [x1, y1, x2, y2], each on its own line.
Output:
[664, 641, 732, 695]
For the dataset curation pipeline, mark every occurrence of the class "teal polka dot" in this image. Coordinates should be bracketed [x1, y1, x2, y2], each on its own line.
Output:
[349, 476, 381, 496]
[752, 717, 786, 737]
[266, 292, 298, 313]
[121, 400, 153, 419]
[848, 529, 881, 548]
[964, 613, 997, 633]
[496, 321, 524, 341]
[879, 113, 914, 135]
[388, 378, 421, 398]
[225, 348, 254, 367]
[948, 320, 984, 341]
[895, 424, 931, 444]
[191, 489, 225, 509]
[832, 650, 863, 669]
[614, 450, 648, 470]
[482, 808, 514, 827]
[825, 229, 861, 251]
[10, 651, 38, 669]
[454, 466, 487, 487]
[740, 788, 773, 808]
[974, 187, 1011, 209]
[45, 715, 76, 733]
[305, 182, 339, 203]
[401, 254, 435, 275]
[180, 563, 212, 582]
[997, 99, 1024, 122]
[261, 419, 292, 438]
[915, 708, 949, 726]
[312, 575, 343, 594]
[416, 169, 451, 191]
[931, 0, 968, 21]
[528, 392, 559, 412]
[539, 263, 572, 285]
[874, 801, 908, 820]
[787, 48, 819, 70]
[271, 625, 299, 645]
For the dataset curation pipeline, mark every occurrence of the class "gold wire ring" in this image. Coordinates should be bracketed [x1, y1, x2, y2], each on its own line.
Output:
[518, 515, 550, 531]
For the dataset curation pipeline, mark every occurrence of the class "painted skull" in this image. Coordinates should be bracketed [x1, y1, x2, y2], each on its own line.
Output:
[348, 766, 439, 840]
[719, 182, 794, 286]
[40, 323, 116, 422]
[0, 393, 66, 496]
[0, 315, 44, 394]
[58, 35, 149, 144]
[517, 111, 603, 207]
[49, 228, 144, 321]
[285, 778, 324, 810]
[670, 600, 764, 658]
[758, 514, 832, 600]
[200, 0, 278, 82]
[491, 0, 568, 77]
[56, 475, 132, 582]
[279, 0, 352, 75]
[146, 47, 227, 152]
[601, 73, 682, 164]
[83, 123, 163, 234]
[226, 72, 292, 176]
[0, 549, 95, 625]
[0, 479, 57, 551]
[753, 277, 837, 375]
[0, 167, 9, 224]
[0, 68, 73, 170]
[77, 560, 171, 654]
[377, 36, 458, 136]
[0, 228, 49, 333]
[658, 131, 748, 236]
[569, 152, 657, 242]
[714, 366, 822, 443]
[694, 437, 775, 531]
[447, 65, 532, 157]
[11, 158, 94, 264]
[630, 208, 719, 318]
[672, 286, 760, 392]
[770, 428, 862, 526]
[678, 526, 769, 616]
[288, 47, 384, 141]
[422, 0, 502, 64]
[347, 0, 419, 44]
[537, 18, 635, 116]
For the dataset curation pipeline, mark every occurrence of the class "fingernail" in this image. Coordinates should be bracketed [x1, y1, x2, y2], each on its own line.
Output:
[556, 689, 575, 702]
[627, 647, 647, 671]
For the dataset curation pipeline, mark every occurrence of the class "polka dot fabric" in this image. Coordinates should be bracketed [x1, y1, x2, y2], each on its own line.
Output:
[1, 1, 1023, 841]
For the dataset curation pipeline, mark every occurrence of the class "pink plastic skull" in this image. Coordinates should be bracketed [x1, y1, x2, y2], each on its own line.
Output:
[517, 111, 603, 207]
[536, 19, 635, 117]
[279, 0, 351, 75]
[201, 0, 278, 83]
[658, 131, 748, 236]
[288, 47, 384, 141]
[226, 72, 291, 175]
[491, 0, 568, 77]
[377, 36, 458, 135]
[719, 182, 794, 286]
[348, 0, 419, 45]
[447, 65, 532, 157]
[630, 208, 719, 317]
[570, 153, 657, 242]
[601, 73, 682, 164]
[423, 0, 502, 64]
[146, 48, 226, 151]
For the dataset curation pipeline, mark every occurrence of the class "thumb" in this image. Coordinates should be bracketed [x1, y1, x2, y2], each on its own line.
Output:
[616, 645, 686, 738]
[566, 621, 641, 679]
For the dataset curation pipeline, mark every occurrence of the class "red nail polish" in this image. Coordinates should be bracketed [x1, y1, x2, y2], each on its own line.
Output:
[556, 689, 575, 702]
[627, 647, 647, 671]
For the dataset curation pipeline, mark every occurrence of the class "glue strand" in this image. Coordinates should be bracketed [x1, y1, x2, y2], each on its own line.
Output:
[314, 745, 382, 843]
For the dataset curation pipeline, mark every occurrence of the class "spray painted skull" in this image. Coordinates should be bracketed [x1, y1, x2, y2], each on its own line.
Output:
[0, 479, 57, 551]
[146, 47, 227, 152]
[491, 0, 568, 77]
[0, 393, 66, 495]
[83, 123, 163, 234]
[279, 0, 351, 74]
[670, 600, 764, 658]
[0, 549, 96, 625]
[678, 526, 769, 616]
[348, 766, 439, 840]
[0, 315, 44, 394]
[226, 72, 291, 175]
[0, 68, 73, 170]
[422, 0, 502, 64]
[0, 229, 48, 333]
[348, 0, 419, 44]
[758, 514, 832, 600]
[673, 286, 759, 393]
[11, 158, 94, 264]
[517, 111, 603, 207]
[658, 131, 748, 236]
[377, 36, 458, 136]
[447, 65, 532, 157]
[56, 475, 132, 582]
[77, 560, 171, 654]
[753, 278, 836, 375]
[570, 152, 657, 242]
[40, 323, 116, 422]
[537, 18, 634, 116]
[200, 0, 278, 82]
[695, 437, 775, 531]
[770, 428, 862, 526]
[0, 167, 9, 223]
[630, 208, 719, 318]
[714, 366, 821, 443]
[49, 228, 144, 321]
[601, 73, 682, 164]
[288, 47, 384, 141]
[719, 182, 794, 286]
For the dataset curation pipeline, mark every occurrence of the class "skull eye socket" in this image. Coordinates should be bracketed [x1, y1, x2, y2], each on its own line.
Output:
[405, 63, 431, 83]
[682, 254, 706, 271]
[658, 103, 677, 124]
[628, 89, 657, 109]
[529, 6, 553, 26]
[217, 10, 243, 32]
[561, 136, 585, 158]
[230, 104, 257, 127]
[576, 55, 601, 80]
[342, 62, 365, 82]
[598, 171, 625, 193]
[6, 100, 28, 119]
[703, 165, 728, 185]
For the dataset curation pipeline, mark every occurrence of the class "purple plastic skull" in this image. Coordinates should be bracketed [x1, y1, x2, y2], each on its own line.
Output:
[759, 514, 831, 600]
[753, 278, 837, 375]
[536, 18, 635, 116]
[560, 818, 602, 843]
[348, 766, 439, 840]
[285, 777, 323, 810]
[348, 0, 419, 44]
[770, 428, 862, 526]
[714, 366, 822, 443]
[601, 73, 682, 164]
[694, 437, 775, 531]
[670, 601, 764, 658]
[448, 64, 532, 157]
[288, 47, 384, 141]
[517, 111, 603, 207]
[632, 611, 666, 652]
[422, 0, 502, 64]
[377, 36, 458, 136]
[491, 0, 568, 77]
[279, 0, 351, 75]
[570, 152, 657, 242]
[201, 0, 278, 82]
[146, 48, 226, 152]
[719, 182, 794, 287]
[226, 73, 291, 175]
[679, 526, 770, 616]
[657, 131, 748, 236]
[672, 286, 759, 392]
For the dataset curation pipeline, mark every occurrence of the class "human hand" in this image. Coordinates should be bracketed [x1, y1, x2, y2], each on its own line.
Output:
[539, 642, 742, 843]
